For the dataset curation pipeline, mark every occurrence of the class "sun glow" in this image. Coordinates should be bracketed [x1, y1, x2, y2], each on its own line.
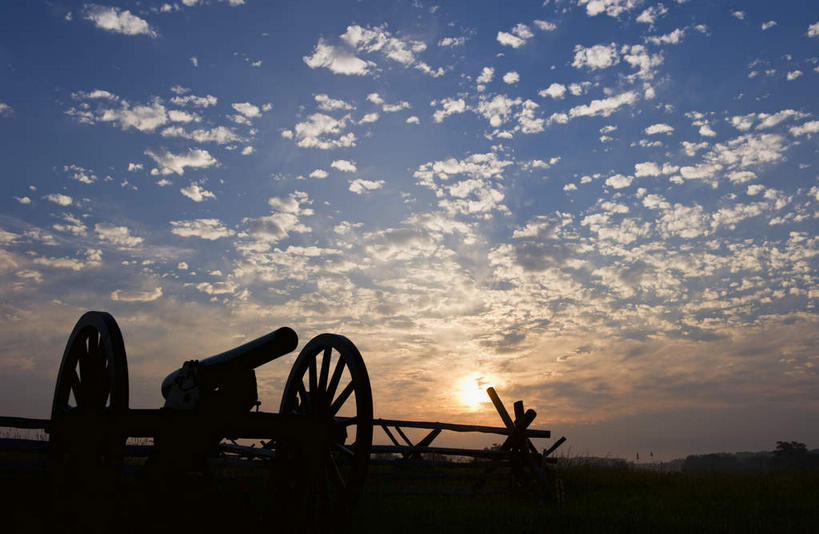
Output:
[457, 374, 492, 410]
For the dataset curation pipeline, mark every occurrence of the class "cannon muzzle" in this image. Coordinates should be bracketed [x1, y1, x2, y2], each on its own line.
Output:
[161, 327, 298, 402]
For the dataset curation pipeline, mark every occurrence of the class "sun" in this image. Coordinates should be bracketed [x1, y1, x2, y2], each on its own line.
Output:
[457, 374, 490, 410]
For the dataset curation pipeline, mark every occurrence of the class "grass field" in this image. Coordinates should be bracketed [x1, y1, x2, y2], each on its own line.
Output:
[1, 446, 818, 533]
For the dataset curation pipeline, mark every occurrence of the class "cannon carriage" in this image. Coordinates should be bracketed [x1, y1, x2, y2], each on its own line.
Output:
[48, 310, 373, 528]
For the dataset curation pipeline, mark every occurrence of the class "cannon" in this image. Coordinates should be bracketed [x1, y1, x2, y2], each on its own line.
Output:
[48, 311, 373, 529]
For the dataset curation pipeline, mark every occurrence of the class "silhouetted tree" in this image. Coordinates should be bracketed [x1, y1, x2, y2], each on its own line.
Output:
[775, 441, 808, 457]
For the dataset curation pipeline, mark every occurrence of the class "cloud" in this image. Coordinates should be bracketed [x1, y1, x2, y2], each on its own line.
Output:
[578, 0, 641, 18]
[605, 174, 633, 189]
[477, 67, 494, 85]
[790, 121, 819, 136]
[810, 22, 819, 38]
[438, 36, 466, 47]
[315, 94, 354, 111]
[786, 70, 802, 81]
[232, 102, 261, 118]
[497, 23, 534, 48]
[331, 160, 357, 173]
[732, 11, 746, 21]
[170, 219, 234, 240]
[636, 4, 667, 25]
[66, 92, 169, 132]
[63, 164, 97, 184]
[644, 123, 674, 135]
[432, 98, 467, 123]
[761, 21, 777, 31]
[111, 287, 163, 302]
[170, 94, 218, 107]
[160, 125, 244, 144]
[45, 193, 72, 206]
[95, 223, 143, 247]
[304, 25, 442, 77]
[242, 192, 313, 244]
[290, 113, 356, 149]
[84, 5, 157, 37]
[145, 147, 217, 175]
[0, 102, 13, 117]
[568, 91, 638, 119]
[502, 71, 520, 84]
[349, 178, 385, 194]
[533, 20, 557, 31]
[359, 112, 379, 124]
[309, 169, 329, 179]
[572, 43, 620, 70]
[180, 182, 216, 202]
[539, 83, 566, 99]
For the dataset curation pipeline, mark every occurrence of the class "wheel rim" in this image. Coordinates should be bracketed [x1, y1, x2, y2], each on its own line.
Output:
[52, 311, 129, 419]
[279, 333, 373, 517]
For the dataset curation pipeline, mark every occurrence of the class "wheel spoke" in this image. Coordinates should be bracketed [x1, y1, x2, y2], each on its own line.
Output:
[70, 368, 82, 407]
[297, 379, 310, 412]
[308, 351, 317, 401]
[328, 454, 346, 489]
[330, 381, 355, 416]
[326, 356, 346, 402]
[318, 347, 331, 392]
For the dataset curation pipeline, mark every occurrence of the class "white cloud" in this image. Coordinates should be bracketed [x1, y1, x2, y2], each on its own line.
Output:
[533, 20, 557, 31]
[305, 25, 441, 77]
[243, 192, 313, 244]
[367, 93, 384, 105]
[241, 146, 254, 155]
[315, 94, 354, 111]
[786, 70, 803, 81]
[645, 28, 685, 45]
[232, 102, 261, 118]
[111, 287, 163, 302]
[84, 5, 156, 37]
[160, 125, 243, 145]
[761, 21, 777, 31]
[477, 67, 494, 84]
[67, 93, 168, 132]
[167, 109, 200, 123]
[503, 71, 520, 84]
[790, 120, 819, 136]
[732, 11, 746, 21]
[303, 38, 374, 75]
[170, 94, 218, 107]
[145, 147, 217, 175]
[45, 193, 72, 206]
[699, 124, 717, 137]
[636, 4, 667, 25]
[644, 123, 674, 135]
[359, 112, 379, 124]
[605, 174, 633, 189]
[15, 196, 31, 205]
[568, 91, 638, 119]
[432, 98, 467, 123]
[539, 83, 566, 99]
[95, 223, 143, 247]
[406, 116, 420, 124]
[63, 164, 97, 184]
[438, 36, 466, 47]
[309, 169, 329, 179]
[190, 56, 198, 67]
[809, 22, 819, 38]
[180, 182, 215, 202]
[349, 178, 385, 194]
[577, 0, 641, 18]
[170, 219, 234, 240]
[497, 23, 534, 48]
[331, 160, 357, 173]
[382, 101, 411, 112]
[291, 113, 356, 149]
[572, 43, 620, 70]
[0, 102, 13, 117]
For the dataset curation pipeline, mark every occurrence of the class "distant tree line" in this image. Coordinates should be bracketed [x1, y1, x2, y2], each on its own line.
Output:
[683, 441, 819, 473]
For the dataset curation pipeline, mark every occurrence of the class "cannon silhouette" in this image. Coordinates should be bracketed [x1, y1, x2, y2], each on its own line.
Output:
[48, 311, 372, 527]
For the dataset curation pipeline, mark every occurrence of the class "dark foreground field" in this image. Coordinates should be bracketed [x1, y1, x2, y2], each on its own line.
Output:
[1, 446, 818, 533]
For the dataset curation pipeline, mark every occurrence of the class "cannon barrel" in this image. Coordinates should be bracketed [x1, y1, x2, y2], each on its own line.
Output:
[161, 326, 298, 399]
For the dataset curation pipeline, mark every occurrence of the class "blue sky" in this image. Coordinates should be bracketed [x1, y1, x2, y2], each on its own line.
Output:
[1, 0, 818, 460]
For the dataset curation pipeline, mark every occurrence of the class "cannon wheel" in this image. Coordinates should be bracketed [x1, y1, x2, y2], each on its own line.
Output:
[49, 311, 129, 527]
[279, 333, 373, 525]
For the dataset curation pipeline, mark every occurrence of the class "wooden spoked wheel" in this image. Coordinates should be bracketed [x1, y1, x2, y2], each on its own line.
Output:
[50, 311, 129, 511]
[279, 333, 373, 525]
